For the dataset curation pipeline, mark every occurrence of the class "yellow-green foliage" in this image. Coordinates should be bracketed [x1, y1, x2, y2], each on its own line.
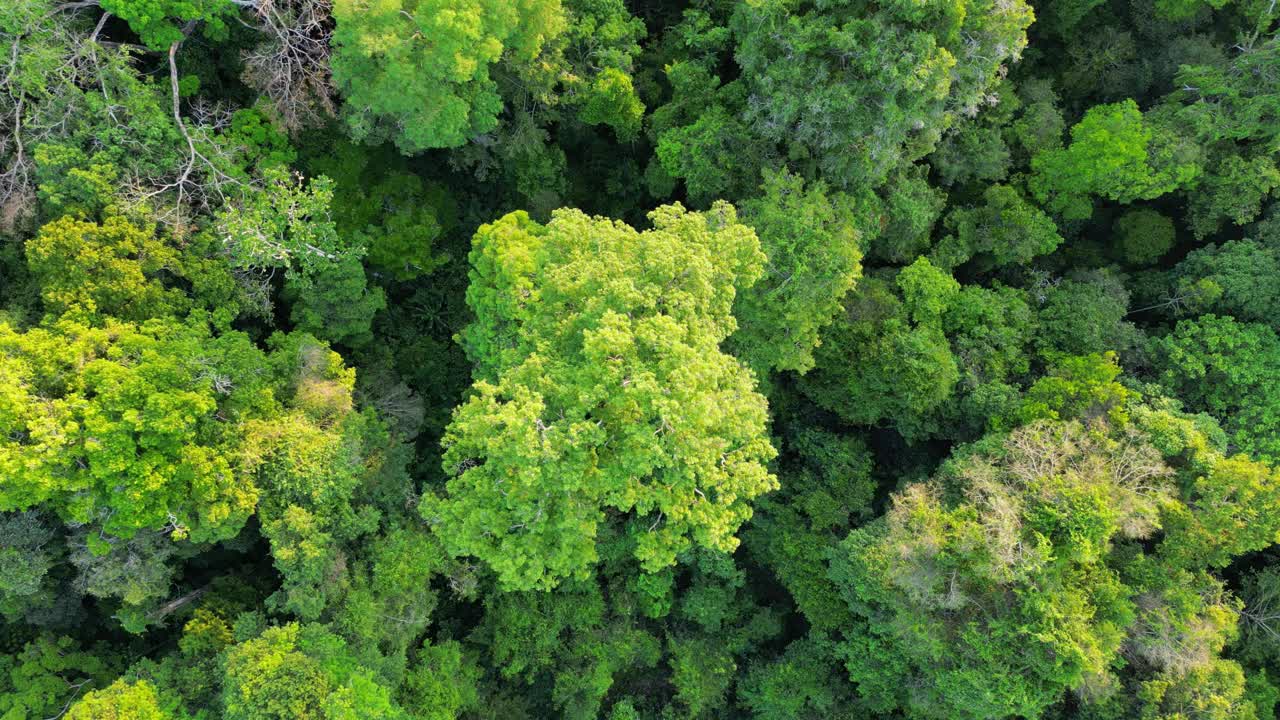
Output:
[425, 202, 777, 589]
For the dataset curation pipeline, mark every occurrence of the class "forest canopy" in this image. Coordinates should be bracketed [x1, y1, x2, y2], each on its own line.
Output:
[1, 0, 1279, 718]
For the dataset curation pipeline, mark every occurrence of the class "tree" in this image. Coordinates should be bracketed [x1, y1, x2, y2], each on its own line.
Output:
[477, 578, 662, 719]
[98, 0, 234, 50]
[240, 335, 391, 619]
[302, 139, 454, 281]
[239, 0, 338, 133]
[400, 641, 479, 720]
[744, 423, 875, 632]
[799, 261, 960, 440]
[1159, 454, 1280, 570]
[898, 257, 961, 324]
[222, 623, 406, 720]
[286, 256, 386, 348]
[1020, 352, 1134, 426]
[1119, 556, 1256, 714]
[0, 635, 117, 720]
[729, 0, 1034, 189]
[938, 283, 1036, 435]
[1157, 39, 1280, 149]
[1057, 27, 1151, 104]
[1237, 566, 1280, 670]
[1, 0, 87, 228]
[1035, 0, 1109, 33]
[648, 62, 761, 207]
[1033, 271, 1138, 359]
[1153, 315, 1280, 459]
[0, 316, 267, 544]
[868, 164, 944, 264]
[0, 312, 394, 625]
[730, 169, 864, 374]
[1116, 209, 1176, 265]
[333, 525, 446, 663]
[25, 215, 185, 322]
[0, 511, 59, 622]
[423, 202, 777, 590]
[216, 167, 354, 281]
[1136, 659, 1260, 720]
[330, 0, 566, 153]
[1007, 79, 1067, 162]
[1031, 100, 1200, 219]
[829, 420, 1174, 719]
[553, 0, 646, 138]
[66, 678, 170, 720]
[68, 528, 180, 632]
[932, 184, 1063, 270]
[1, 2, 310, 234]
[927, 80, 1019, 187]
[1186, 154, 1280, 240]
[577, 68, 644, 140]
[1172, 239, 1280, 326]
[738, 638, 852, 720]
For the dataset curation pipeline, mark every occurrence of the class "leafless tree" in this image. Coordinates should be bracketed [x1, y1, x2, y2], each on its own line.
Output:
[238, 0, 336, 133]
[1240, 570, 1280, 648]
[364, 378, 426, 437]
[1125, 585, 1235, 673]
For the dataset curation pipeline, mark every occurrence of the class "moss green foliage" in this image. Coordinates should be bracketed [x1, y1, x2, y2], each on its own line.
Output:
[1034, 271, 1138, 358]
[1170, 238, 1280, 324]
[0, 512, 59, 622]
[303, 140, 455, 281]
[285, 256, 386, 348]
[649, 61, 759, 207]
[933, 184, 1063, 269]
[0, 635, 119, 718]
[1116, 209, 1176, 264]
[3, 1, 1280, 718]
[729, 0, 1034, 188]
[1187, 154, 1280, 239]
[730, 169, 863, 374]
[1157, 38, 1280, 148]
[870, 165, 946, 263]
[800, 261, 961, 440]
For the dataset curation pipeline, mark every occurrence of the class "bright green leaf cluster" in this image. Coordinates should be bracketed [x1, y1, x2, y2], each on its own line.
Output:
[425, 202, 777, 589]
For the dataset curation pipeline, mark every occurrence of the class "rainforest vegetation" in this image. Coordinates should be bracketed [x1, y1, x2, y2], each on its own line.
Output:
[1, 0, 1279, 717]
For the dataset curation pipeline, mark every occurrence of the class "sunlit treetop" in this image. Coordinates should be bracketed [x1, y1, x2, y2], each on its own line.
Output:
[331, 0, 566, 153]
[424, 202, 777, 590]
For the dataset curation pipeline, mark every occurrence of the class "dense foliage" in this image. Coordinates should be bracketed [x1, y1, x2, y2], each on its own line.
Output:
[1, 0, 1278, 717]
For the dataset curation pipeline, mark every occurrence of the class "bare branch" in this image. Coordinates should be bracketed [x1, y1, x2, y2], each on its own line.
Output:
[240, 0, 336, 132]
